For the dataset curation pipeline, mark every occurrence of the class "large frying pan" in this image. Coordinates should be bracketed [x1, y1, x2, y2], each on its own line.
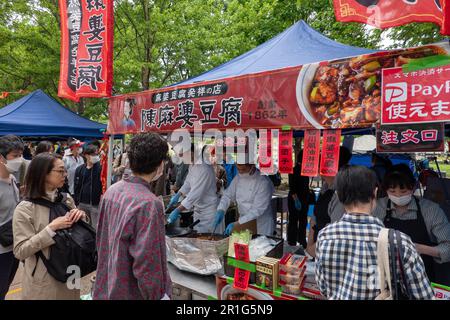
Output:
[165, 219, 200, 237]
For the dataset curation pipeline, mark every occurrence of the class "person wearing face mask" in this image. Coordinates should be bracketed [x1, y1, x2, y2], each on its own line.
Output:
[213, 161, 275, 237]
[167, 144, 220, 233]
[74, 145, 103, 230]
[93, 133, 171, 300]
[315, 165, 434, 300]
[63, 140, 85, 196]
[0, 135, 23, 299]
[373, 164, 450, 284]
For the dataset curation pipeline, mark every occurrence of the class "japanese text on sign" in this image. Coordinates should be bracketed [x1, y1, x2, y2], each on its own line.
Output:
[382, 66, 450, 125]
[301, 129, 321, 177]
[320, 130, 341, 176]
[233, 243, 250, 291]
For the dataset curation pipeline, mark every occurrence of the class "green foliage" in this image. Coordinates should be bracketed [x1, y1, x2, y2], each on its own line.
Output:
[0, 0, 446, 122]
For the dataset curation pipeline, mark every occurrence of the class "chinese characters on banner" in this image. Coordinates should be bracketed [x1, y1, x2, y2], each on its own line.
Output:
[382, 65, 450, 125]
[59, 0, 114, 102]
[377, 123, 444, 153]
[259, 130, 274, 175]
[301, 129, 321, 177]
[320, 130, 341, 176]
[279, 130, 293, 174]
[233, 243, 250, 291]
[333, 0, 449, 35]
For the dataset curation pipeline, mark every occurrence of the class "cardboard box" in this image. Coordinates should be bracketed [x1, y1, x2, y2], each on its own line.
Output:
[232, 219, 257, 234]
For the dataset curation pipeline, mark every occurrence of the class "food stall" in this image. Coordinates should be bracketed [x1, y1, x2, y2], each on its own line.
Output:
[105, 19, 450, 299]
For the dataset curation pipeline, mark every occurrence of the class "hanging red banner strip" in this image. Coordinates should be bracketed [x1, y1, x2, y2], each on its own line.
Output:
[301, 129, 321, 177]
[333, 0, 449, 36]
[320, 129, 342, 176]
[233, 243, 250, 291]
[259, 129, 273, 174]
[58, 0, 114, 102]
[279, 130, 293, 174]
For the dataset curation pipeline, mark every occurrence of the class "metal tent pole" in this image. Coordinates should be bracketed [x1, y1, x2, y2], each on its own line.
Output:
[107, 134, 114, 189]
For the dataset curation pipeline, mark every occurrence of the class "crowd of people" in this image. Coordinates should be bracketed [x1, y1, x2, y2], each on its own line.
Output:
[0, 131, 449, 300]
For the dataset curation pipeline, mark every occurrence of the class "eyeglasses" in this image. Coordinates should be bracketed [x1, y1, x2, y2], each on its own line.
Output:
[51, 169, 67, 176]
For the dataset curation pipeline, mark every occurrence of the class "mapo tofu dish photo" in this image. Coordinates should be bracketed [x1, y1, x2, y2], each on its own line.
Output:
[296, 45, 449, 129]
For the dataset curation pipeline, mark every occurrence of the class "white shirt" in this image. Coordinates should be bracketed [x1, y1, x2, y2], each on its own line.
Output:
[180, 164, 219, 233]
[218, 169, 275, 236]
[63, 155, 84, 194]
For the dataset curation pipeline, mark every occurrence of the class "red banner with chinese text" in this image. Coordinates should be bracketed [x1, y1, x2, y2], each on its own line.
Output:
[259, 129, 274, 175]
[107, 43, 450, 134]
[279, 130, 293, 174]
[59, 0, 114, 102]
[233, 243, 250, 291]
[377, 123, 444, 153]
[381, 65, 450, 125]
[333, 0, 449, 35]
[320, 130, 341, 176]
[301, 130, 321, 177]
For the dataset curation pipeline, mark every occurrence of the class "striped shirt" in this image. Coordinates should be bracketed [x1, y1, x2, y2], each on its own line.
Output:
[373, 197, 450, 263]
[315, 213, 435, 300]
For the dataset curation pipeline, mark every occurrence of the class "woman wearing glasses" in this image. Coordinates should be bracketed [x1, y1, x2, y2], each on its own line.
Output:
[12, 153, 87, 300]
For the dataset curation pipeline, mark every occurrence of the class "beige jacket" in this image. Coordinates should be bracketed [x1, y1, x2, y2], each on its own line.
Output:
[13, 194, 80, 300]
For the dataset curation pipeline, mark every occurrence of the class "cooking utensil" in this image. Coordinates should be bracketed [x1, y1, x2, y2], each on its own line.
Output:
[165, 219, 200, 237]
[210, 224, 218, 240]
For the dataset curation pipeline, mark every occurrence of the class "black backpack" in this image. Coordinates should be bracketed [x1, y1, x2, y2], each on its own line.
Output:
[29, 194, 97, 283]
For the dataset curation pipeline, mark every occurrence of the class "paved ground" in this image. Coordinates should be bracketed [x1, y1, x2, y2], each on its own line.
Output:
[5, 264, 95, 300]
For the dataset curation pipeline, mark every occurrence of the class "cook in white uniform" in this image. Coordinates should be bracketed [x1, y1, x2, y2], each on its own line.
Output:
[213, 164, 275, 236]
[167, 146, 220, 233]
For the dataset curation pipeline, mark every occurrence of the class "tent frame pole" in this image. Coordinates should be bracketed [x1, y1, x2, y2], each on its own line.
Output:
[107, 134, 114, 189]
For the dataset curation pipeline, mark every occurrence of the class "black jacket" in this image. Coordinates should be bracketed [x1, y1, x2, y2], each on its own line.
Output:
[74, 162, 102, 206]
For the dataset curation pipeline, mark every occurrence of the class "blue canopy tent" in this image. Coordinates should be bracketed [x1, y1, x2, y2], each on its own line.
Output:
[174, 20, 375, 86]
[0, 89, 107, 139]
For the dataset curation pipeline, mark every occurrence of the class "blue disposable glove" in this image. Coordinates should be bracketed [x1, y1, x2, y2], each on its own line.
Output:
[167, 208, 181, 224]
[166, 192, 181, 210]
[224, 222, 234, 236]
[213, 210, 225, 228]
[294, 198, 302, 211]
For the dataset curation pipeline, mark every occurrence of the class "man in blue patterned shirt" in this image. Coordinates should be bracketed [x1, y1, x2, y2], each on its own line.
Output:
[315, 165, 435, 300]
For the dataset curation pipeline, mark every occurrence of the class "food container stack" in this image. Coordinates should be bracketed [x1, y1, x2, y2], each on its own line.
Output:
[279, 253, 307, 295]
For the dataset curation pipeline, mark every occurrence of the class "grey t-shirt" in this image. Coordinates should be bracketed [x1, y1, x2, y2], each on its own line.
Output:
[0, 176, 20, 254]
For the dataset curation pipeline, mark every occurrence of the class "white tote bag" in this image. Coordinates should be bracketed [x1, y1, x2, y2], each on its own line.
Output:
[375, 228, 394, 300]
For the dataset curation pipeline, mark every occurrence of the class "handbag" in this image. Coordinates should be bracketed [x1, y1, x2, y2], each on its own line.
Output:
[0, 220, 13, 247]
[392, 230, 414, 300]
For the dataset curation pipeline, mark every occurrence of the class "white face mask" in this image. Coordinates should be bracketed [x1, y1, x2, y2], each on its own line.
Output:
[6, 157, 23, 173]
[90, 156, 100, 164]
[388, 193, 412, 207]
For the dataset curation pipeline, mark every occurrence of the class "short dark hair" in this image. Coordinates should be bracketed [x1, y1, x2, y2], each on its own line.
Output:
[89, 140, 101, 149]
[128, 133, 168, 175]
[24, 153, 62, 199]
[35, 141, 54, 155]
[0, 135, 24, 158]
[83, 145, 98, 156]
[382, 164, 416, 191]
[336, 165, 378, 206]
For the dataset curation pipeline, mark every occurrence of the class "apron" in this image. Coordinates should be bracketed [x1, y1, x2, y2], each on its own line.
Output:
[384, 197, 436, 282]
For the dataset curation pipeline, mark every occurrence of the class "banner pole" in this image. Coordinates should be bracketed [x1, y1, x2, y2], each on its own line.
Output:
[107, 134, 114, 189]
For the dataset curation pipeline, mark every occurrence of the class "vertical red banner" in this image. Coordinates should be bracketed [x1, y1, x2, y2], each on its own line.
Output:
[233, 243, 250, 291]
[279, 130, 293, 174]
[320, 129, 341, 176]
[59, 0, 114, 102]
[301, 129, 321, 177]
[259, 129, 273, 174]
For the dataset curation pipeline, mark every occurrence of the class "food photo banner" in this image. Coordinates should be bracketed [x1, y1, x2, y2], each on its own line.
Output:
[333, 0, 449, 35]
[107, 43, 450, 134]
[376, 123, 445, 153]
[59, 0, 114, 101]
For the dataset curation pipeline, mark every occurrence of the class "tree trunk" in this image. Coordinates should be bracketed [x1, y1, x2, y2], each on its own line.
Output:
[76, 98, 85, 115]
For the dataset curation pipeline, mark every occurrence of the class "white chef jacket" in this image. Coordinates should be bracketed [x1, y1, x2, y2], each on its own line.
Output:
[63, 154, 84, 195]
[180, 164, 220, 233]
[218, 169, 275, 236]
